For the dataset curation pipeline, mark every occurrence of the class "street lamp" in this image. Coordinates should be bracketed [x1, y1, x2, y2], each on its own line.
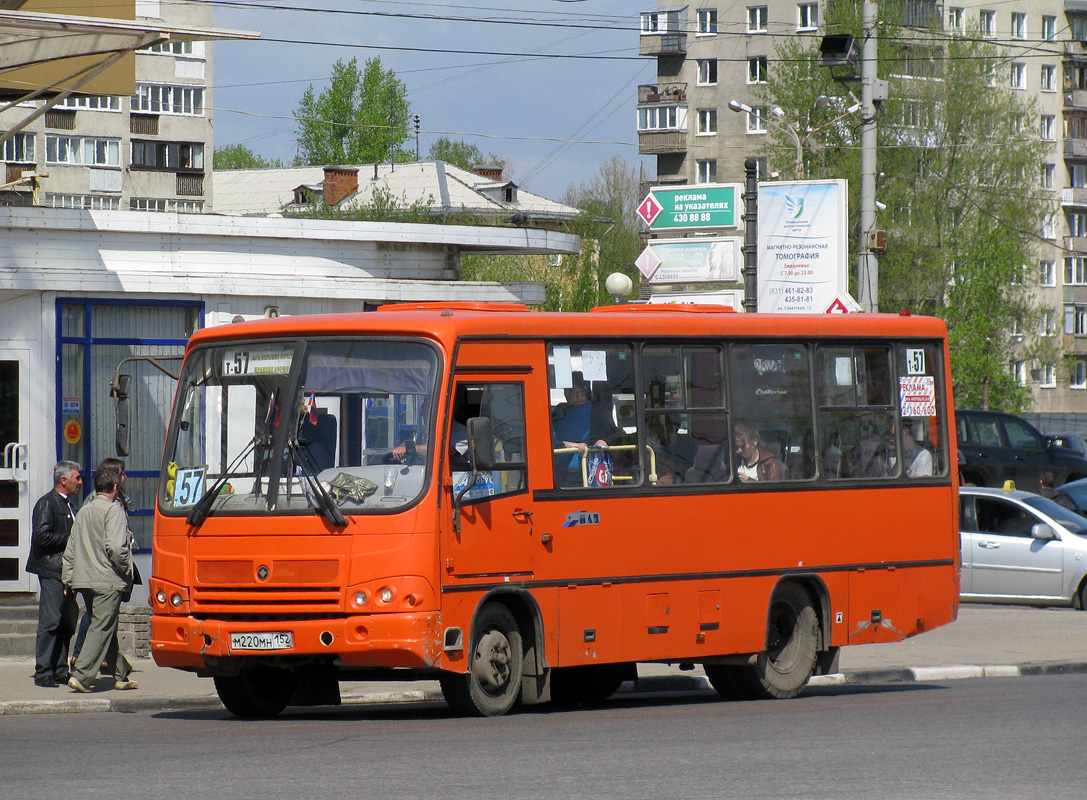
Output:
[728, 98, 860, 180]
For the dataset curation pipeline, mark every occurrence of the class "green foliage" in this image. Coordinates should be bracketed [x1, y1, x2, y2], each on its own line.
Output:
[213, 144, 283, 170]
[294, 57, 413, 165]
[765, 6, 1052, 412]
[427, 137, 507, 173]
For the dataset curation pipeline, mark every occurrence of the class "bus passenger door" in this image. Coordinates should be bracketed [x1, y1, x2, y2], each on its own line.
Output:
[444, 378, 533, 578]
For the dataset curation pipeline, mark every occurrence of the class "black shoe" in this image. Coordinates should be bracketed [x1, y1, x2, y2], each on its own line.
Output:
[34, 675, 57, 688]
[55, 671, 71, 683]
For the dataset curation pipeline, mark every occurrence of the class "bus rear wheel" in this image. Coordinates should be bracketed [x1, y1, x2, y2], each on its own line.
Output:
[214, 667, 298, 718]
[440, 603, 523, 717]
[709, 584, 819, 701]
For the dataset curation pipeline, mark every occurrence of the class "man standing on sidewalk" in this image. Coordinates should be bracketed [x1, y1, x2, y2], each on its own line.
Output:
[61, 467, 137, 693]
[26, 460, 81, 688]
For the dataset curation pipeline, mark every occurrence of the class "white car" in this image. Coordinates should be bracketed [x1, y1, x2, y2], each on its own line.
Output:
[959, 486, 1087, 609]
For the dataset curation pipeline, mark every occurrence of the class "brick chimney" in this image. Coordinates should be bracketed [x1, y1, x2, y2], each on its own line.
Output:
[322, 166, 359, 205]
[472, 165, 503, 182]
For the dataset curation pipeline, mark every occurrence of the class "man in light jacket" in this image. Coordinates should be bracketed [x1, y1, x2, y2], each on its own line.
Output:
[62, 467, 137, 692]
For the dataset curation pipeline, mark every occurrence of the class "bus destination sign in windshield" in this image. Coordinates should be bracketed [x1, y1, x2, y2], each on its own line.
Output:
[637, 185, 741, 231]
[221, 348, 294, 377]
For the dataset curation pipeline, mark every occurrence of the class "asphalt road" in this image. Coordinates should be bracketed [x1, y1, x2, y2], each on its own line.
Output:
[3, 673, 1083, 799]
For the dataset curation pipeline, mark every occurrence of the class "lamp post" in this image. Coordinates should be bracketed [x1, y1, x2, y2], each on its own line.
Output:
[727, 98, 862, 181]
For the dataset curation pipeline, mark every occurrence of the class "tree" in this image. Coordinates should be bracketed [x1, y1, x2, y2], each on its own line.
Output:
[294, 57, 412, 166]
[427, 137, 507, 174]
[213, 144, 282, 170]
[764, 5, 1050, 412]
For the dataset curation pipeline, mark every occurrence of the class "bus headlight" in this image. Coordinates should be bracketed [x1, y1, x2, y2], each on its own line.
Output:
[156, 590, 167, 605]
[170, 593, 183, 607]
[378, 587, 393, 604]
[354, 591, 368, 607]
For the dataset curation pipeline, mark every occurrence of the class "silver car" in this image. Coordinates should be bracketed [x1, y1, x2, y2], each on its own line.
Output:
[960, 486, 1087, 609]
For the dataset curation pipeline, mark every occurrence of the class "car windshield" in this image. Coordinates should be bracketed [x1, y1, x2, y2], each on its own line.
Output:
[1023, 495, 1087, 534]
[161, 337, 440, 518]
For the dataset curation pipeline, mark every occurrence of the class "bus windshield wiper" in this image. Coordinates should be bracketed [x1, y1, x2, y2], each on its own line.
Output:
[288, 435, 347, 528]
[186, 435, 260, 528]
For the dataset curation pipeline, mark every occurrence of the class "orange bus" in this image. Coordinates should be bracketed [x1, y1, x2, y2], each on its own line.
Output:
[149, 303, 959, 717]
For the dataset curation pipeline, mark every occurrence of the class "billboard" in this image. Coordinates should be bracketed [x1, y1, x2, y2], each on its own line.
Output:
[757, 180, 849, 313]
[635, 237, 742, 284]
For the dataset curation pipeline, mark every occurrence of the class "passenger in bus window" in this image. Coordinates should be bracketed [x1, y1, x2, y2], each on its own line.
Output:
[847, 413, 895, 478]
[894, 419, 934, 478]
[734, 422, 782, 483]
[551, 373, 617, 485]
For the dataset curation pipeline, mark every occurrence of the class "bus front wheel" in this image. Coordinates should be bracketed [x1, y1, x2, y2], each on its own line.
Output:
[708, 584, 819, 701]
[440, 603, 523, 716]
[214, 668, 298, 718]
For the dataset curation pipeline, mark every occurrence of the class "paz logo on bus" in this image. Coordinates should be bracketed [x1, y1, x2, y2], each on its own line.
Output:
[562, 511, 601, 528]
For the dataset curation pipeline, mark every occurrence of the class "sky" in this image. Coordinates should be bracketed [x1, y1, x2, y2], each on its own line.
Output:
[207, 0, 656, 202]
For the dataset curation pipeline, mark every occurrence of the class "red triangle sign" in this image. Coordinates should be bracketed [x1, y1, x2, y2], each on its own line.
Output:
[826, 297, 850, 314]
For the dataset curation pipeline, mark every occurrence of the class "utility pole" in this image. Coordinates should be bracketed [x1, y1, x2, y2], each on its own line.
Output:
[857, 0, 880, 312]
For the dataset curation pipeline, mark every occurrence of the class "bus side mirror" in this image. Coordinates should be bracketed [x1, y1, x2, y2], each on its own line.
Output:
[467, 417, 494, 472]
[112, 374, 132, 457]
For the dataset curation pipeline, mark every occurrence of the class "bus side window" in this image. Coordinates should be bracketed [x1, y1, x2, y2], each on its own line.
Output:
[818, 346, 897, 480]
[451, 382, 527, 502]
[897, 343, 946, 477]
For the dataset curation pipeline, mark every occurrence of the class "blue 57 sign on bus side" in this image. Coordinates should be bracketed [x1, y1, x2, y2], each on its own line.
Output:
[637, 184, 741, 231]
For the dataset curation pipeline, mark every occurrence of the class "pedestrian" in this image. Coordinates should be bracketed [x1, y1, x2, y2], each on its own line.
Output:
[26, 460, 81, 687]
[71, 457, 129, 671]
[62, 467, 138, 692]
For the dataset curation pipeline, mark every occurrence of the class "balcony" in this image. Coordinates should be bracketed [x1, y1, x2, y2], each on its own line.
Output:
[176, 173, 204, 196]
[638, 83, 687, 103]
[1066, 140, 1087, 160]
[1066, 89, 1087, 109]
[1064, 333, 1087, 355]
[1063, 189, 1087, 208]
[638, 130, 687, 155]
[901, 0, 943, 28]
[640, 32, 686, 57]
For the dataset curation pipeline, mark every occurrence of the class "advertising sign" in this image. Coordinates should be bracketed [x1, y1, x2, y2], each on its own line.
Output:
[648, 290, 744, 309]
[637, 237, 742, 283]
[637, 184, 741, 230]
[757, 180, 849, 313]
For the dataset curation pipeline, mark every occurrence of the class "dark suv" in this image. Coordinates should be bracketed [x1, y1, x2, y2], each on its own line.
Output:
[956, 409, 1087, 491]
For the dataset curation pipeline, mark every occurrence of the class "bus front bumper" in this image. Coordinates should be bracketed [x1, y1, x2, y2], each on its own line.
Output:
[150, 611, 444, 671]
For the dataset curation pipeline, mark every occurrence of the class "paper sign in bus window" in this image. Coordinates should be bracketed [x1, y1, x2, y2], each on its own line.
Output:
[905, 348, 926, 375]
[553, 345, 573, 389]
[580, 350, 608, 381]
[899, 376, 936, 417]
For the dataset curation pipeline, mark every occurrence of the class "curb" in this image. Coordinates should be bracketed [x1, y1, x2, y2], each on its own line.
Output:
[2, 662, 1085, 716]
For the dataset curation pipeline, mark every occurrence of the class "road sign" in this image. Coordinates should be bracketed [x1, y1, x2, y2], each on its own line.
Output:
[637, 194, 664, 227]
[826, 297, 850, 314]
[637, 184, 740, 230]
[634, 245, 662, 278]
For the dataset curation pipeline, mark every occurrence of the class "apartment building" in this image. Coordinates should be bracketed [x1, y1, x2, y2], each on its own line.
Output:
[637, 1, 1087, 420]
[0, 0, 212, 212]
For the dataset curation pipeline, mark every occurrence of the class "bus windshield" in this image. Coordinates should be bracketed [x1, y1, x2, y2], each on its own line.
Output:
[160, 337, 439, 519]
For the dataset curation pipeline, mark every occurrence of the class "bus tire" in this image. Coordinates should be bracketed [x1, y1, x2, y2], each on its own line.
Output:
[439, 603, 523, 717]
[549, 664, 628, 706]
[744, 583, 819, 699]
[214, 668, 297, 718]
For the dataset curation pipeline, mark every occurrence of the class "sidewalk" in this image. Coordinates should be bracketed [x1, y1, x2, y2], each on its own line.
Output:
[2, 604, 1084, 716]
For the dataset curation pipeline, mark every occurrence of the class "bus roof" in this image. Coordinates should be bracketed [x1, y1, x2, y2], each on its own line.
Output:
[186, 305, 948, 350]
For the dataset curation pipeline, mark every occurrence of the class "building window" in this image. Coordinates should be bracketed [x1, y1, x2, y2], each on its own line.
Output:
[697, 159, 717, 183]
[129, 197, 204, 213]
[697, 108, 718, 135]
[45, 135, 120, 166]
[1074, 306, 1087, 335]
[54, 95, 120, 111]
[948, 7, 963, 32]
[131, 140, 204, 170]
[1041, 309, 1056, 336]
[1010, 63, 1025, 90]
[132, 83, 204, 115]
[747, 6, 768, 32]
[1, 132, 35, 162]
[641, 12, 659, 33]
[1011, 360, 1027, 385]
[1071, 211, 1087, 237]
[1066, 256, 1087, 285]
[637, 105, 683, 131]
[980, 10, 995, 38]
[1043, 214, 1056, 239]
[640, 9, 679, 34]
[1072, 163, 1087, 189]
[697, 59, 718, 86]
[1041, 260, 1056, 286]
[745, 107, 768, 133]
[146, 41, 193, 55]
[1072, 360, 1087, 389]
[1042, 163, 1054, 189]
[797, 2, 818, 29]
[1041, 115, 1055, 140]
[1011, 12, 1026, 39]
[1041, 65, 1056, 92]
[1042, 15, 1056, 41]
[1039, 363, 1056, 388]
[747, 56, 768, 84]
[44, 193, 119, 210]
[697, 8, 717, 34]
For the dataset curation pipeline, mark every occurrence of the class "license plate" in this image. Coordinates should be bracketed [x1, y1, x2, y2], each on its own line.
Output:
[230, 631, 293, 651]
